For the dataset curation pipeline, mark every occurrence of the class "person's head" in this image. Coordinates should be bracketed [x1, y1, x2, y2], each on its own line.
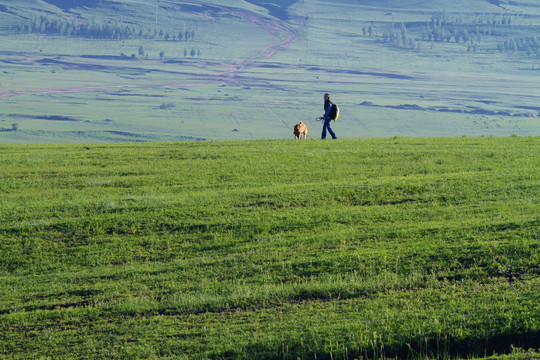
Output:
[324, 93, 330, 105]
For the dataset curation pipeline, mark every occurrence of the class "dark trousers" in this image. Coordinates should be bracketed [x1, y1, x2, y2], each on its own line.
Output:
[321, 118, 337, 139]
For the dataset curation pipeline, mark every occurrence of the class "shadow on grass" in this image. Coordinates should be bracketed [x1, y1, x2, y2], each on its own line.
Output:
[237, 331, 540, 360]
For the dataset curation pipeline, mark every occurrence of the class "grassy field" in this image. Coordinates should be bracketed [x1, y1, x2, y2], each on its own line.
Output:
[1, 136, 539, 359]
[1, 0, 539, 143]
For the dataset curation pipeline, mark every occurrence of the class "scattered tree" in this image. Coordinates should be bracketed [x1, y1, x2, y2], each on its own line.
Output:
[12, 14, 197, 43]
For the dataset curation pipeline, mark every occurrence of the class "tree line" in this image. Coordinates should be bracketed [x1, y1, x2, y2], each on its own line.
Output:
[134, 46, 201, 59]
[362, 11, 535, 56]
[498, 36, 540, 58]
[11, 15, 196, 42]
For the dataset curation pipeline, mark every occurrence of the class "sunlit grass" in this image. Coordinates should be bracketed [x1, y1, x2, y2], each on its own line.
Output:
[1, 137, 539, 359]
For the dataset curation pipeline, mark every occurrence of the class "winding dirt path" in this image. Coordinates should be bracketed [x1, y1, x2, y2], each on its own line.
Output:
[184, 0, 302, 79]
[0, 1, 303, 98]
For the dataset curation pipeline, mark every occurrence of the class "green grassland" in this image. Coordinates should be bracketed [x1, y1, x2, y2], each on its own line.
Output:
[0, 1, 539, 358]
[1, 137, 539, 359]
[1, 0, 539, 143]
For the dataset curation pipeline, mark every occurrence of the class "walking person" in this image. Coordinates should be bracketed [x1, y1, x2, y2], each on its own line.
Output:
[320, 93, 337, 139]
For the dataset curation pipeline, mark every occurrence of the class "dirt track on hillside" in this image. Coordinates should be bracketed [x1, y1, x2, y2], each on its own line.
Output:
[0, 1, 302, 98]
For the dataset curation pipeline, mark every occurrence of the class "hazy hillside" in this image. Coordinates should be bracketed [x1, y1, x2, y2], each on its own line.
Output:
[1, 0, 539, 142]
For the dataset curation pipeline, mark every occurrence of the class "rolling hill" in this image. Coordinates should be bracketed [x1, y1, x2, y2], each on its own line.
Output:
[1, 137, 539, 358]
[0, 0, 539, 142]
[1, 2, 539, 359]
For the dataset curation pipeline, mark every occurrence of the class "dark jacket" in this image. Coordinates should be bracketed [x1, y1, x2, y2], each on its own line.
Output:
[323, 101, 333, 120]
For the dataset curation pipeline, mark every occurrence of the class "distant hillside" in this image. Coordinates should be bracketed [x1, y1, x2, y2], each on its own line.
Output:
[0, 0, 539, 142]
